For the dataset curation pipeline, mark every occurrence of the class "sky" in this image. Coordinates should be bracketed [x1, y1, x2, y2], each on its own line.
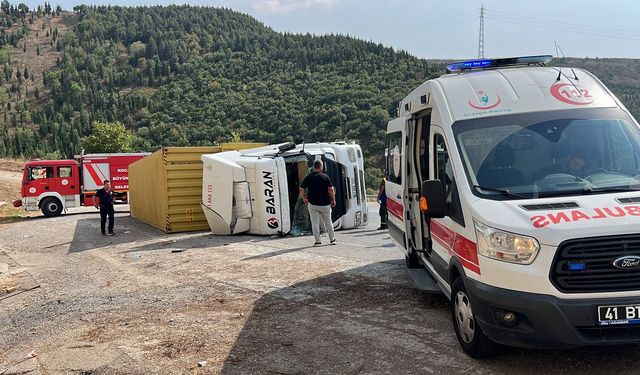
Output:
[24, 0, 640, 59]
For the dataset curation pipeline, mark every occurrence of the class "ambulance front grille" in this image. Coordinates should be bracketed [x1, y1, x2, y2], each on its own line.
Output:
[520, 202, 579, 211]
[551, 234, 640, 293]
[616, 197, 640, 204]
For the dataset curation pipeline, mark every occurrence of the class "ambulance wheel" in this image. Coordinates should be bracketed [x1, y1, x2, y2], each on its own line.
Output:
[405, 249, 421, 269]
[451, 277, 495, 358]
[41, 197, 63, 217]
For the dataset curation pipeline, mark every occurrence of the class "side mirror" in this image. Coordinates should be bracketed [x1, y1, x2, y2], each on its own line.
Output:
[420, 180, 446, 218]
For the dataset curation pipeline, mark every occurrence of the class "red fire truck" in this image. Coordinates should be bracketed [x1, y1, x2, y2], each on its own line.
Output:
[13, 153, 148, 217]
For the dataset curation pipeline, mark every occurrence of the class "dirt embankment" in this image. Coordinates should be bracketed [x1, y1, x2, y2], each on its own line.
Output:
[0, 158, 26, 220]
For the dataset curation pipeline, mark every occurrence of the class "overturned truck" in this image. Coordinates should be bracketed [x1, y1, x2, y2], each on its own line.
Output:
[201, 142, 368, 235]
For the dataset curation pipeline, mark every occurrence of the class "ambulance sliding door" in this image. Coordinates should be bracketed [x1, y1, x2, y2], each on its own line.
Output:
[385, 117, 407, 250]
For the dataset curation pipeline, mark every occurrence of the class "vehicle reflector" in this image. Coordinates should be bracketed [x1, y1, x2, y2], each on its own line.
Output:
[420, 197, 428, 212]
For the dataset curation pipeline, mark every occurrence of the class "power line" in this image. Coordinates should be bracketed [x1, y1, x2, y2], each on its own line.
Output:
[485, 15, 640, 42]
[484, 8, 640, 36]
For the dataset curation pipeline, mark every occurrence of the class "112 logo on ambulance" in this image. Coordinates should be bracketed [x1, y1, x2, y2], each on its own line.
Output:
[550, 82, 595, 105]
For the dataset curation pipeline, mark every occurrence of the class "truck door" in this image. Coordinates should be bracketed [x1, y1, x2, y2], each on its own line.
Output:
[25, 165, 54, 196]
[56, 164, 80, 207]
[56, 165, 79, 196]
[321, 155, 347, 223]
[386, 117, 407, 249]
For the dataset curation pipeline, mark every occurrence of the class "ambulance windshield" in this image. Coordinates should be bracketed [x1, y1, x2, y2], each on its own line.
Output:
[453, 108, 640, 200]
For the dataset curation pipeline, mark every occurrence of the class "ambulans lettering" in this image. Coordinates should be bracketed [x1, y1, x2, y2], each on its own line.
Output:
[262, 171, 276, 215]
[531, 206, 640, 228]
[207, 185, 213, 206]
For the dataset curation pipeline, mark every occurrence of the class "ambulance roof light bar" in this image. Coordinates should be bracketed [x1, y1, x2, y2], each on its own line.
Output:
[446, 55, 553, 73]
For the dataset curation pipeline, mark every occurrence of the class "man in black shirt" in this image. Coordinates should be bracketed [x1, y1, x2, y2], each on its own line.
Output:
[299, 160, 337, 246]
[94, 180, 115, 236]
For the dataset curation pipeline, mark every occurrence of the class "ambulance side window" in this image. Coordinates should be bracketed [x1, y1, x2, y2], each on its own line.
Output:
[433, 134, 464, 226]
[386, 132, 403, 184]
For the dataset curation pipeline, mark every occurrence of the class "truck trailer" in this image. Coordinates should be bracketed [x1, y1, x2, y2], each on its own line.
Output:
[201, 142, 368, 235]
[14, 153, 148, 217]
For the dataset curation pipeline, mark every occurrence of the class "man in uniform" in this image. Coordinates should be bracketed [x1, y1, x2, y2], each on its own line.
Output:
[377, 177, 388, 230]
[94, 180, 115, 236]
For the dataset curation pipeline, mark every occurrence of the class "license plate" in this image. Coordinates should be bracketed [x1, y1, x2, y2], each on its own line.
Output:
[598, 304, 640, 326]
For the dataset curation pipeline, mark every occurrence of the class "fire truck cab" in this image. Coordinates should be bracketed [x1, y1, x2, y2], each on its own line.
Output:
[20, 159, 81, 216]
[387, 55, 640, 356]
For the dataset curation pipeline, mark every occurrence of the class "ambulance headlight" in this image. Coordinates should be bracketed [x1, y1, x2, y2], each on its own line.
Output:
[474, 220, 539, 264]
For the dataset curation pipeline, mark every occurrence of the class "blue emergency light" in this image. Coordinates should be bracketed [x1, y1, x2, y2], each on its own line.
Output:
[446, 55, 553, 72]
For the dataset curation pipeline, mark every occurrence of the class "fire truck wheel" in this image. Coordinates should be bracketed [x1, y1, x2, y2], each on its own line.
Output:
[451, 277, 496, 358]
[41, 197, 63, 217]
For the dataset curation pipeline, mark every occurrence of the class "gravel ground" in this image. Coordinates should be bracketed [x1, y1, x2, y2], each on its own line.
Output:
[1, 205, 639, 374]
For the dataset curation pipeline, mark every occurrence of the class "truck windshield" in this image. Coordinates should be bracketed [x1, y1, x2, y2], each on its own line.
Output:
[453, 108, 640, 200]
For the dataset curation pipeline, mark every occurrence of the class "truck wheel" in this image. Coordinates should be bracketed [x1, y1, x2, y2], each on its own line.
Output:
[41, 197, 63, 217]
[451, 277, 495, 358]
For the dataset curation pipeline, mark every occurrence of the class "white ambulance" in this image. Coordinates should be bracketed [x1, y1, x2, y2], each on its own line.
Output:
[201, 142, 367, 235]
[387, 55, 640, 357]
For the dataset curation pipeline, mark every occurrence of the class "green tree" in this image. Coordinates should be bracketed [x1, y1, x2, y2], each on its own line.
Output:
[81, 121, 134, 153]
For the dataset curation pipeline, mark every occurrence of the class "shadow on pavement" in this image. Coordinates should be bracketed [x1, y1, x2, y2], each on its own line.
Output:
[220, 262, 640, 374]
[68, 215, 158, 253]
[241, 245, 312, 261]
[125, 233, 277, 254]
[69, 214, 279, 254]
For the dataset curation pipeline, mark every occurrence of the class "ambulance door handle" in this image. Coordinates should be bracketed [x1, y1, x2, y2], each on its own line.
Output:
[396, 194, 402, 199]
[71, 185, 75, 189]
[44, 186, 49, 190]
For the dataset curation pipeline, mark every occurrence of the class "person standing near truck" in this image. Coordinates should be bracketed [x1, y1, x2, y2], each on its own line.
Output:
[299, 160, 337, 246]
[94, 180, 115, 236]
[377, 177, 388, 230]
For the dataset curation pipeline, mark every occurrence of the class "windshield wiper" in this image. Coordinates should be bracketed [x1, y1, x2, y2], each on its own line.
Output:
[473, 185, 528, 199]
[537, 186, 640, 198]
[584, 186, 640, 194]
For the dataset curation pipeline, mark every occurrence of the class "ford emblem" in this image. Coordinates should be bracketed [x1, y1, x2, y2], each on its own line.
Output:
[613, 256, 640, 270]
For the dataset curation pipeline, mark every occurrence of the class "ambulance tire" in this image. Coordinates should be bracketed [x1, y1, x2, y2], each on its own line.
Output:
[405, 249, 421, 269]
[41, 197, 63, 217]
[451, 277, 496, 358]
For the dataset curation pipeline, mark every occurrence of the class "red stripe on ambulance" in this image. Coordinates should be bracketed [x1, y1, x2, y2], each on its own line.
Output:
[387, 199, 404, 220]
[431, 220, 481, 275]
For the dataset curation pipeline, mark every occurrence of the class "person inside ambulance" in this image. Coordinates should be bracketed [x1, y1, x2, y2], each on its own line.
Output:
[564, 150, 589, 177]
[539, 147, 590, 179]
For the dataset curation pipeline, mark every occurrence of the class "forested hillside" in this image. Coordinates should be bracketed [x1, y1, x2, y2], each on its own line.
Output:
[2, 4, 640, 186]
[0, 4, 439, 184]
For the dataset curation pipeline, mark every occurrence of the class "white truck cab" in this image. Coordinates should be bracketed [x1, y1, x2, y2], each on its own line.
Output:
[387, 55, 640, 357]
[201, 142, 367, 235]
